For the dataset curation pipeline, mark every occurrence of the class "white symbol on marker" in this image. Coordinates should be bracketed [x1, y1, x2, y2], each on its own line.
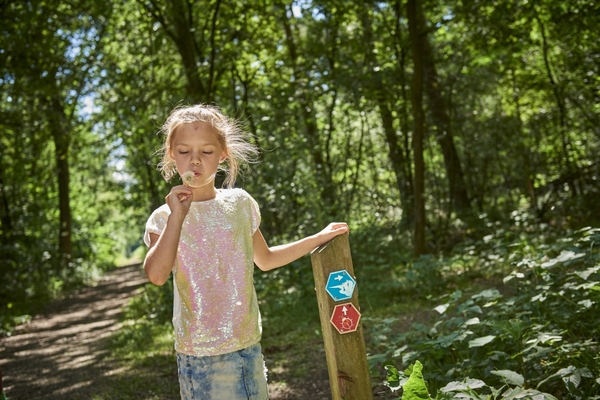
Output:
[331, 280, 355, 297]
[342, 305, 348, 315]
[335, 274, 344, 281]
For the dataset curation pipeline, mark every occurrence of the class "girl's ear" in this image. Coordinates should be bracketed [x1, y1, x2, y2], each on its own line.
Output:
[219, 151, 228, 163]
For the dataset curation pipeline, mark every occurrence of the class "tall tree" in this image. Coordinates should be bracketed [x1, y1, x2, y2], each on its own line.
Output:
[44, 90, 74, 266]
[419, 7, 470, 214]
[137, 0, 224, 103]
[0, 0, 123, 312]
[2, 1, 104, 267]
[276, 0, 338, 216]
[359, 1, 415, 226]
[407, 0, 427, 255]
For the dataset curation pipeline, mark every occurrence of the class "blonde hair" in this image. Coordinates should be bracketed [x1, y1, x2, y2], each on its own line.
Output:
[158, 104, 259, 188]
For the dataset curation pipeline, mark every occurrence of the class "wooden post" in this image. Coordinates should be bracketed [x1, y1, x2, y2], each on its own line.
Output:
[310, 233, 373, 400]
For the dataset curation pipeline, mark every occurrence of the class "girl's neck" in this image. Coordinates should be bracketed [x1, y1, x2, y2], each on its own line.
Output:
[191, 185, 219, 202]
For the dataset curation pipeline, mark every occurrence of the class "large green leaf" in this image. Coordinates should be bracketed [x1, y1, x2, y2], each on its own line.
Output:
[501, 387, 558, 400]
[490, 369, 524, 386]
[439, 378, 486, 392]
[468, 335, 495, 348]
[401, 360, 430, 400]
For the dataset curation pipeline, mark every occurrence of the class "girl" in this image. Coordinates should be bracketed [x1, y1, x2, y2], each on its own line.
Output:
[143, 104, 348, 400]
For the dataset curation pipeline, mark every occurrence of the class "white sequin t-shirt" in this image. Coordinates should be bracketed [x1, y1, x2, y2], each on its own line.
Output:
[143, 188, 262, 357]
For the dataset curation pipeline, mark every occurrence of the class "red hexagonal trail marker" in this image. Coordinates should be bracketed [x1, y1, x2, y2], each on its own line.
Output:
[310, 233, 372, 400]
[330, 303, 361, 334]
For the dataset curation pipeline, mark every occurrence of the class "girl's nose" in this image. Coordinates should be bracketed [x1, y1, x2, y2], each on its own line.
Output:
[190, 153, 202, 165]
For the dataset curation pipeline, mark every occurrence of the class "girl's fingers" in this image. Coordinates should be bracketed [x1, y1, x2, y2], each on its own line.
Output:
[177, 193, 190, 202]
[330, 222, 349, 231]
[166, 186, 193, 202]
[319, 223, 349, 241]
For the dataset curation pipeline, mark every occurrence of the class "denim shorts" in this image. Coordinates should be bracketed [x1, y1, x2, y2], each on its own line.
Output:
[176, 343, 269, 400]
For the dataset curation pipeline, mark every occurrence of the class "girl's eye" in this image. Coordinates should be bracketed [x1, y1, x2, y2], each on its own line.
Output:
[203, 151, 213, 155]
[179, 151, 189, 155]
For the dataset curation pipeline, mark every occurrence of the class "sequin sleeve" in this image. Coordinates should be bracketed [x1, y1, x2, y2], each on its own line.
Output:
[143, 204, 170, 247]
[246, 191, 261, 234]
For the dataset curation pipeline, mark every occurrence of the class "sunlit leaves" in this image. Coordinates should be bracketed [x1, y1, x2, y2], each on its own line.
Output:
[490, 370, 524, 386]
[440, 377, 486, 392]
[540, 250, 586, 269]
[468, 335, 495, 348]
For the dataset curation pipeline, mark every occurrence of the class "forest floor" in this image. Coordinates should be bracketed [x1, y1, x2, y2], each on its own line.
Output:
[0, 264, 334, 399]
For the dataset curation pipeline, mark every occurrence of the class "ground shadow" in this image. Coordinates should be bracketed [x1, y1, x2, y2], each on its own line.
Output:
[0, 264, 150, 399]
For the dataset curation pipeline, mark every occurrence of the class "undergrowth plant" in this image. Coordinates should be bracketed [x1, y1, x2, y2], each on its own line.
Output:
[386, 360, 560, 399]
[368, 225, 600, 399]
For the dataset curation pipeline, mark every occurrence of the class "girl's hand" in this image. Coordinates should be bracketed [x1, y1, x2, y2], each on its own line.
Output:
[165, 185, 193, 220]
[315, 222, 349, 246]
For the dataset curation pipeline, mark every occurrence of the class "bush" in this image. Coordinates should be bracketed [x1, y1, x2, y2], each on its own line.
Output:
[369, 227, 600, 399]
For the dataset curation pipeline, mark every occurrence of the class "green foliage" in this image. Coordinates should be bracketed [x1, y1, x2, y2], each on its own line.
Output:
[370, 225, 600, 399]
[0, 0, 131, 334]
[121, 277, 174, 325]
[385, 361, 561, 399]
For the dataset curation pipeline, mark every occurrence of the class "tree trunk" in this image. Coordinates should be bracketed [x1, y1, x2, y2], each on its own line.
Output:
[407, 0, 427, 255]
[421, 29, 470, 214]
[46, 94, 73, 268]
[279, 3, 337, 215]
[0, 167, 12, 235]
[168, 0, 208, 102]
[359, 3, 415, 227]
[533, 9, 578, 196]
[510, 68, 538, 210]
[140, 0, 220, 103]
[392, 0, 416, 227]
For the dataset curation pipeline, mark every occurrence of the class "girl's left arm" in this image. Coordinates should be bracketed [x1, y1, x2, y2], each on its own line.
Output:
[253, 222, 349, 271]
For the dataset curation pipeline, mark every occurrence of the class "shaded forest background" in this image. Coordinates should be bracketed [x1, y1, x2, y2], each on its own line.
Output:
[1, 0, 599, 397]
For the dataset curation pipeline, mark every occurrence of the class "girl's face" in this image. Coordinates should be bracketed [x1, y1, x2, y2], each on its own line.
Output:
[170, 122, 227, 189]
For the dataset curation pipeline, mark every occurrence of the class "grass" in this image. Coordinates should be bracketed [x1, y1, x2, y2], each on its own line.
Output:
[93, 320, 179, 399]
[85, 281, 180, 399]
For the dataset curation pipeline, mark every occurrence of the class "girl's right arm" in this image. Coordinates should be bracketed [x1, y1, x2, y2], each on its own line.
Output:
[143, 185, 192, 286]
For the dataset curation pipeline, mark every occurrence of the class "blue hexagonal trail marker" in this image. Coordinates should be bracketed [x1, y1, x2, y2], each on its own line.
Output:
[325, 270, 356, 301]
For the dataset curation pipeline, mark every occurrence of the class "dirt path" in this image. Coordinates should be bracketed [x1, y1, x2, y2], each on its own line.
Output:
[0, 264, 148, 399]
[0, 265, 334, 399]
